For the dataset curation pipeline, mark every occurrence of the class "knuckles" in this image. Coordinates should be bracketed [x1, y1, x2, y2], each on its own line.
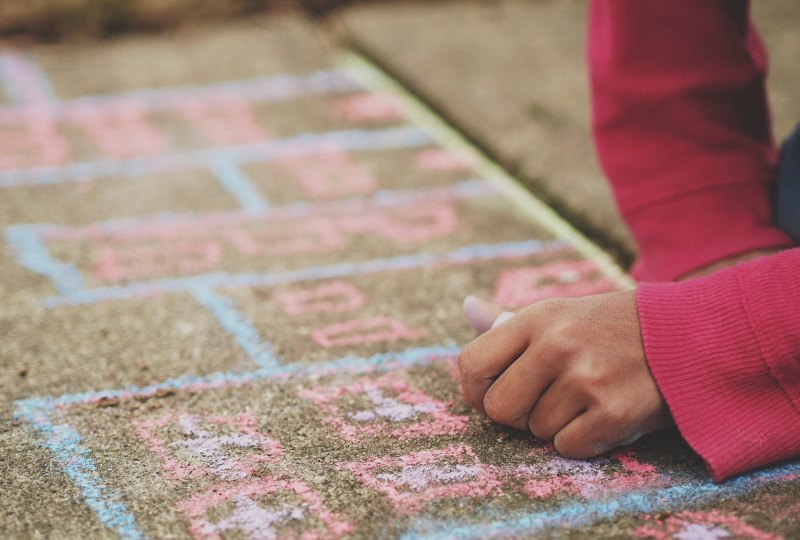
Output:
[457, 342, 482, 380]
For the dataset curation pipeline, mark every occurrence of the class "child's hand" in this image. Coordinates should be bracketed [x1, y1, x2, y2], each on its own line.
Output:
[458, 291, 671, 458]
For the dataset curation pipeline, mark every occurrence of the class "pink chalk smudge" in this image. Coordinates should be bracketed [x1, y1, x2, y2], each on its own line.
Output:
[274, 148, 377, 200]
[342, 444, 501, 513]
[332, 93, 403, 124]
[0, 109, 69, 169]
[414, 148, 477, 173]
[93, 240, 222, 282]
[228, 218, 346, 257]
[634, 511, 780, 540]
[338, 203, 459, 243]
[310, 316, 427, 348]
[297, 373, 468, 443]
[493, 259, 617, 308]
[134, 410, 283, 482]
[179, 477, 352, 540]
[68, 100, 165, 159]
[177, 97, 271, 146]
[497, 446, 667, 500]
[276, 281, 366, 316]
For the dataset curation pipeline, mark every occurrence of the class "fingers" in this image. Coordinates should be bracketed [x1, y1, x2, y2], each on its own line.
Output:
[482, 348, 560, 431]
[527, 377, 586, 440]
[554, 408, 633, 459]
[462, 295, 505, 334]
[458, 311, 531, 413]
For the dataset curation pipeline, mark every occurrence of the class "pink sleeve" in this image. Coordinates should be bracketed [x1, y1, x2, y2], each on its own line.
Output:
[589, 0, 792, 282]
[637, 250, 800, 481]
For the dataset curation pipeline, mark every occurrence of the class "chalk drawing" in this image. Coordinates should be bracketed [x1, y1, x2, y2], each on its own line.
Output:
[135, 410, 283, 481]
[634, 511, 780, 540]
[0, 126, 432, 188]
[0, 69, 359, 122]
[38, 195, 476, 287]
[333, 93, 403, 124]
[177, 97, 271, 146]
[273, 147, 378, 199]
[493, 259, 617, 307]
[414, 148, 477, 173]
[68, 101, 166, 159]
[212, 157, 272, 214]
[0, 111, 69, 169]
[44, 240, 568, 306]
[192, 287, 280, 370]
[276, 281, 366, 316]
[342, 444, 501, 513]
[297, 373, 468, 442]
[93, 240, 223, 283]
[311, 316, 427, 348]
[179, 478, 352, 540]
[0, 52, 56, 107]
[500, 446, 667, 501]
[338, 203, 459, 243]
[228, 218, 346, 257]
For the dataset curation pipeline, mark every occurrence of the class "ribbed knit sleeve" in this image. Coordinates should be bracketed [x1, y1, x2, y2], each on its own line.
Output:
[637, 249, 800, 481]
[589, 0, 792, 281]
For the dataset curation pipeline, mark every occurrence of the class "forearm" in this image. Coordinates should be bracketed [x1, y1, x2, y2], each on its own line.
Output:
[637, 248, 800, 481]
[589, 0, 792, 281]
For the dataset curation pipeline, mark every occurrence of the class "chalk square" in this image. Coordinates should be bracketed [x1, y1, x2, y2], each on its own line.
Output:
[134, 410, 284, 482]
[297, 373, 468, 443]
[493, 259, 617, 308]
[342, 444, 501, 513]
[179, 477, 353, 540]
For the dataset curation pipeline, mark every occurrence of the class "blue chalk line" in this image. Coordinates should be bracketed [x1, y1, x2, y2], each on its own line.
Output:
[44, 240, 566, 307]
[5, 225, 84, 295]
[192, 286, 280, 369]
[211, 157, 271, 214]
[0, 126, 434, 188]
[0, 69, 359, 119]
[401, 461, 800, 539]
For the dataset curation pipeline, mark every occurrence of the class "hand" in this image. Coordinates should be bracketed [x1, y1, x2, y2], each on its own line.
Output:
[458, 291, 671, 458]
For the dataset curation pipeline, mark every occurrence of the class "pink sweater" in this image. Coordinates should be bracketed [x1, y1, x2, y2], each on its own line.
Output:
[589, 0, 800, 481]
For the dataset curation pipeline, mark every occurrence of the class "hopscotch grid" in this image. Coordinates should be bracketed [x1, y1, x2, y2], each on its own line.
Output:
[10, 52, 793, 540]
[14, 341, 800, 540]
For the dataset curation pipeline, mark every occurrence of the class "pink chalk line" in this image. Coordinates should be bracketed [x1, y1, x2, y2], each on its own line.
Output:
[94, 240, 222, 283]
[179, 477, 352, 540]
[177, 97, 271, 146]
[0, 109, 69, 169]
[276, 281, 367, 316]
[498, 446, 668, 500]
[84, 202, 461, 283]
[634, 510, 780, 540]
[273, 147, 378, 200]
[414, 148, 478, 173]
[134, 410, 283, 482]
[342, 444, 502, 513]
[42, 182, 486, 243]
[67, 100, 166, 159]
[493, 259, 617, 308]
[311, 316, 427, 348]
[332, 93, 403, 124]
[297, 373, 468, 443]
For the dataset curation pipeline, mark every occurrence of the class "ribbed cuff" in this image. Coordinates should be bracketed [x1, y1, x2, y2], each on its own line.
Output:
[626, 181, 792, 282]
[637, 256, 800, 481]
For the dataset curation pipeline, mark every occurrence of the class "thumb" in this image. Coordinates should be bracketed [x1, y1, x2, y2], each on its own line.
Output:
[462, 295, 514, 334]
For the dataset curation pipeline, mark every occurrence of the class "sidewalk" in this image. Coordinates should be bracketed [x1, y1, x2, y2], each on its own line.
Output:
[1, 6, 799, 539]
